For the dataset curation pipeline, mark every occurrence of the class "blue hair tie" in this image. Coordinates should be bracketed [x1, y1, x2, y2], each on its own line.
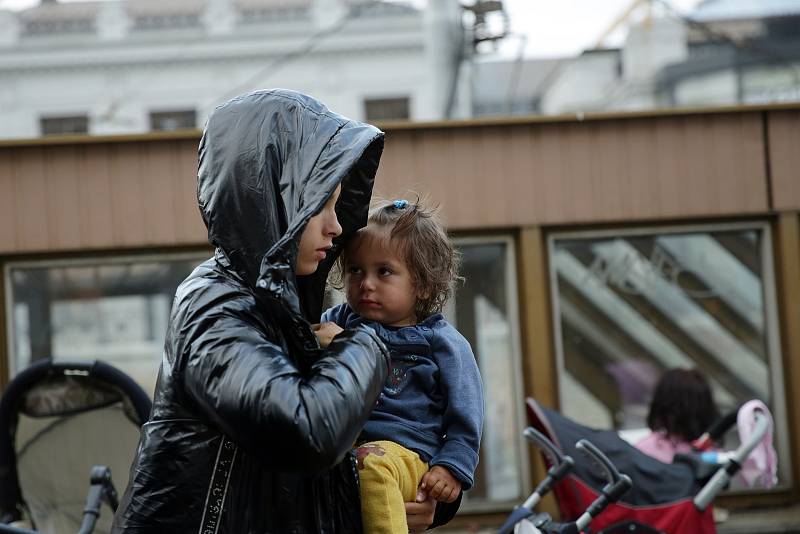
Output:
[393, 199, 409, 209]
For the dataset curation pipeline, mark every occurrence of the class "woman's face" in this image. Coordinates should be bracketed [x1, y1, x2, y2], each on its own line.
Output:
[296, 185, 342, 276]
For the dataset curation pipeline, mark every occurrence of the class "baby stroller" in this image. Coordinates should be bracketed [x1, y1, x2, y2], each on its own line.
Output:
[523, 398, 771, 534]
[0, 359, 152, 534]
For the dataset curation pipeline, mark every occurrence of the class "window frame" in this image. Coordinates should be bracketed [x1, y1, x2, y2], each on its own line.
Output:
[452, 234, 531, 511]
[546, 221, 792, 492]
[363, 96, 411, 122]
[39, 115, 89, 136]
[3, 251, 210, 378]
[149, 109, 197, 132]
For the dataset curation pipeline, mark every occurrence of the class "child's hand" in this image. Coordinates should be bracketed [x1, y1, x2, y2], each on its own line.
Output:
[312, 322, 343, 348]
[418, 465, 462, 503]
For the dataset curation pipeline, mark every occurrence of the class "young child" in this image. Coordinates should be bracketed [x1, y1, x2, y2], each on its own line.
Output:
[314, 198, 484, 533]
[635, 368, 719, 464]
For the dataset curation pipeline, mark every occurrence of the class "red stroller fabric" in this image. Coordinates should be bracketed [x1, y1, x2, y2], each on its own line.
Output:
[527, 398, 717, 534]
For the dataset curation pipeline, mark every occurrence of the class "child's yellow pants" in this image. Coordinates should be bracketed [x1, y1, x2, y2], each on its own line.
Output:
[355, 440, 429, 534]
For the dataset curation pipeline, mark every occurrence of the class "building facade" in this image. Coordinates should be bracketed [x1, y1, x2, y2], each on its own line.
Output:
[0, 0, 470, 139]
[473, 0, 800, 117]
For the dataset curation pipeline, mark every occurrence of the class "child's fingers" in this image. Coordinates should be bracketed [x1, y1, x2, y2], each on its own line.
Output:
[418, 471, 432, 490]
[429, 479, 446, 501]
[443, 487, 458, 503]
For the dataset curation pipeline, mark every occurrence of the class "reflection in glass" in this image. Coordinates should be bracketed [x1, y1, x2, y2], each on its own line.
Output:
[550, 226, 787, 488]
[8, 256, 207, 394]
[450, 242, 523, 506]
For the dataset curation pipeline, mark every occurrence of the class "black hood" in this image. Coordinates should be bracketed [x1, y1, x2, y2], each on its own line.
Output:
[198, 89, 384, 320]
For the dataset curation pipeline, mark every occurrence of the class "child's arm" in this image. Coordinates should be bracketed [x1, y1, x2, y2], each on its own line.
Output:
[419, 465, 462, 503]
[427, 323, 484, 491]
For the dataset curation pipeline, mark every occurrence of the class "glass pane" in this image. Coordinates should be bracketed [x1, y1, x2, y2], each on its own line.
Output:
[550, 226, 788, 488]
[8, 256, 207, 395]
[449, 241, 523, 505]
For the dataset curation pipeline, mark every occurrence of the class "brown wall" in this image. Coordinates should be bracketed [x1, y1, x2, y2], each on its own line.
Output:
[378, 112, 770, 228]
[0, 105, 797, 255]
[0, 139, 204, 254]
[769, 110, 800, 211]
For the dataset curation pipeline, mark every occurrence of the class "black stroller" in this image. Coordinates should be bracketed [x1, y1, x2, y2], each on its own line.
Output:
[0, 359, 151, 534]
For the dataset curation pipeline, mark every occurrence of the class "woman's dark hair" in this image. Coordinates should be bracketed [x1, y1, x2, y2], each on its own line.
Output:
[646, 368, 720, 441]
[335, 196, 461, 320]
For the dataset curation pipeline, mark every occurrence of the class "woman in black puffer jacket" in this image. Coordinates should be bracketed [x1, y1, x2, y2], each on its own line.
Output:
[112, 90, 458, 533]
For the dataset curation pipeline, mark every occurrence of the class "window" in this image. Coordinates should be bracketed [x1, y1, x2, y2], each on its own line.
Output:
[364, 97, 410, 121]
[449, 237, 527, 508]
[149, 110, 197, 131]
[548, 223, 791, 490]
[6, 253, 208, 395]
[40, 115, 88, 136]
[5, 238, 528, 507]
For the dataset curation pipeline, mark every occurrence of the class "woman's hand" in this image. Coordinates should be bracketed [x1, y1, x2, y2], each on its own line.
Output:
[311, 322, 343, 348]
[405, 491, 436, 533]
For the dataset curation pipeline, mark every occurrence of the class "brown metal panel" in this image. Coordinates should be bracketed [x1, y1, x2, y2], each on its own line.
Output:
[516, 226, 560, 518]
[140, 142, 178, 244]
[107, 144, 147, 246]
[174, 139, 206, 244]
[0, 151, 18, 251]
[44, 145, 83, 250]
[769, 111, 800, 211]
[14, 146, 50, 251]
[79, 144, 115, 248]
[772, 213, 800, 501]
[379, 112, 770, 229]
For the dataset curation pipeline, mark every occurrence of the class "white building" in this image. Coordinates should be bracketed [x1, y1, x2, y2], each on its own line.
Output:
[473, 0, 800, 116]
[0, 0, 471, 139]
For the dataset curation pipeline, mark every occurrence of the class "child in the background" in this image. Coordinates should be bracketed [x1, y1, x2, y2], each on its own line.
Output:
[635, 368, 719, 464]
[314, 198, 484, 533]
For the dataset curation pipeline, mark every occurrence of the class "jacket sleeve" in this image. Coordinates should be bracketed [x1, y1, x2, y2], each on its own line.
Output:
[181, 301, 389, 474]
[428, 324, 484, 490]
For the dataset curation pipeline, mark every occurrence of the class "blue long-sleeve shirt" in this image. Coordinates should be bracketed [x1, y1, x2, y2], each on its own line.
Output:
[321, 304, 484, 489]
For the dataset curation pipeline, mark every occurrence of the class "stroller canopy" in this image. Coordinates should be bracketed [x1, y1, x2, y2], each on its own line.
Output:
[0, 359, 151, 534]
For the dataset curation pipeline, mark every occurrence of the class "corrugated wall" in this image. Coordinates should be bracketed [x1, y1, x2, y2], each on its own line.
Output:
[0, 107, 797, 254]
[0, 139, 204, 254]
[769, 110, 800, 211]
[377, 112, 770, 228]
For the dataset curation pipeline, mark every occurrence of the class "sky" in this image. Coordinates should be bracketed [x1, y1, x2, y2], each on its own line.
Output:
[494, 0, 702, 58]
[0, 0, 703, 59]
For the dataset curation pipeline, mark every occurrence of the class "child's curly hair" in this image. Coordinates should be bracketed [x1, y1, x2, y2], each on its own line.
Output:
[333, 196, 462, 320]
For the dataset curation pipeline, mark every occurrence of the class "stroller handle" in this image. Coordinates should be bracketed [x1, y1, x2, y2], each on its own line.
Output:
[693, 409, 770, 511]
[524, 427, 567, 468]
[575, 440, 623, 486]
[574, 440, 632, 531]
[522, 427, 575, 510]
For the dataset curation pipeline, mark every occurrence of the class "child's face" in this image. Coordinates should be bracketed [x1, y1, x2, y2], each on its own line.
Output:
[344, 228, 418, 327]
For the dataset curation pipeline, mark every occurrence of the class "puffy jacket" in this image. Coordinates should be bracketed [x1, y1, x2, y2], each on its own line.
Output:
[112, 90, 393, 533]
